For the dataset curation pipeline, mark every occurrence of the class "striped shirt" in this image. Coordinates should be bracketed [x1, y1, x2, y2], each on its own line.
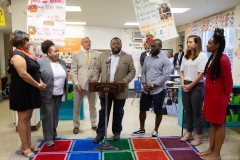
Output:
[141, 53, 171, 95]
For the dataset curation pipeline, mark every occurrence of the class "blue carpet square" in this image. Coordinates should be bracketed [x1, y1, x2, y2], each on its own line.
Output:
[71, 139, 100, 151]
[67, 152, 101, 160]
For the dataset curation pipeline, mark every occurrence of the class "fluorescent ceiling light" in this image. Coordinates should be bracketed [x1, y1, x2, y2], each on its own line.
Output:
[66, 22, 86, 25]
[66, 6, 81, 12]
[124, 22, 139, 26]
[171, 8, 190, 13]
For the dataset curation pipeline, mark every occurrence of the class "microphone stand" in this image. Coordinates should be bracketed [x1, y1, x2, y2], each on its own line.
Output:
[93, 55, 118, 151]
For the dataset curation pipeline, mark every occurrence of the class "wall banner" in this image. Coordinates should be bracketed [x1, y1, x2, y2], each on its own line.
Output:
[133, 0, 178, 42]
[0, 8, 6, 26]
[27, 0, 66, 47]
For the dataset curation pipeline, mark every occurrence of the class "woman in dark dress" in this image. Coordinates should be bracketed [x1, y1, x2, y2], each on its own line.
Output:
[198, 28, 233, 160]
[9, 30, 46, 158]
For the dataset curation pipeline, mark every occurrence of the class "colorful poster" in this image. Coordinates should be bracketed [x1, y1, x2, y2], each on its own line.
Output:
[0, 8, 6, 26]
[27, 0, 66, 47]
[133, 0, 178, 43]
[58, 38, 81, 63]
[128, 43, 144, 50]
[59, 38, 81, 53]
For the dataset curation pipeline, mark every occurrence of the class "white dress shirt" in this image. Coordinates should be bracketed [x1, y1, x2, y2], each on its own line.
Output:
[180, 52, 208, 82]
[50, 61, 66, 95]
[84, 49, 91, 58]
[110, 51, 121, 82]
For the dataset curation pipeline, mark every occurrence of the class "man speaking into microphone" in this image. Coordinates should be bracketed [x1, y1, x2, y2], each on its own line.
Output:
[91, 37, 136, 143]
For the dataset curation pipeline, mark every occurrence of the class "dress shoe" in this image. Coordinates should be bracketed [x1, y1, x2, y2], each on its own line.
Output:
[180, 136, 193, 142]
[113, 134, 120, 141]
[53, 136, 61, 140]
[94, 135, 104, 143]
[92, 126, 98, 131]
[73, 127, 79, 134]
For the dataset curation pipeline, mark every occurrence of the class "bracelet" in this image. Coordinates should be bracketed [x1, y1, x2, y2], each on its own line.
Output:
[151, 84, 154, 88]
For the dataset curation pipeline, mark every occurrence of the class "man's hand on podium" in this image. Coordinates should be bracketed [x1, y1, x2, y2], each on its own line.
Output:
[91, 79, 98, 82]
[117, 80, 125, 84]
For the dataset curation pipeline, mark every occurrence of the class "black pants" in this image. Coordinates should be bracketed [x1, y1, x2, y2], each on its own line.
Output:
[182, 80, 204, 134]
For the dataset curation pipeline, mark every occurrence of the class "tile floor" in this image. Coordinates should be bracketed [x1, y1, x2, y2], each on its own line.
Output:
[0, 97, 239, 160]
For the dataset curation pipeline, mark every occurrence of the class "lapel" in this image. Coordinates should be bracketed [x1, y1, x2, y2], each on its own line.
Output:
[58, 59, 67, 74]
[115, 51, 126, 73]
[80, 50, 89, 66]
[89, 50, 96, 68]
[43, 56, 54, 80]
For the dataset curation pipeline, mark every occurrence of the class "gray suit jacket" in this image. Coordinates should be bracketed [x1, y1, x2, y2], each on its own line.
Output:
[70, 50, 100, 87]
[92, 51, 136, 99]
[37, 56, 68, 103]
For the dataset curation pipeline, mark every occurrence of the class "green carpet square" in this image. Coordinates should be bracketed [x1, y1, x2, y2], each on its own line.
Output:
[102, 151, 135, 160]
[106, 138, 132, 150]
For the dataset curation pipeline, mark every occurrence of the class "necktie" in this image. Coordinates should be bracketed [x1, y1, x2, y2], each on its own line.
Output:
[86, 51, 90, 66]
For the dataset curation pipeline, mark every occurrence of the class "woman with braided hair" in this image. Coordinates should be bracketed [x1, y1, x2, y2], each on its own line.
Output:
[198, 28, 233, 160]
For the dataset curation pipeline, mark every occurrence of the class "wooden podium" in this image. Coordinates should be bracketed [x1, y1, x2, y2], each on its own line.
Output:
[89, 82, 125, 92]
[89, 82, 124, 151]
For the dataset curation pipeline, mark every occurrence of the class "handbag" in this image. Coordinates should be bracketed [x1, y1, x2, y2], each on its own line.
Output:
[167, 98, 172, 105]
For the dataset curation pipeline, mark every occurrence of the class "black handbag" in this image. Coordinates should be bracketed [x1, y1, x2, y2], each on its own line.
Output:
[167, 98, 172, 105]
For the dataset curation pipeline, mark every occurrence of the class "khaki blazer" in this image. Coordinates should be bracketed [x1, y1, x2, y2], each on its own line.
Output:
[70, 50, 100, 86]
[92, 51, 136, 99]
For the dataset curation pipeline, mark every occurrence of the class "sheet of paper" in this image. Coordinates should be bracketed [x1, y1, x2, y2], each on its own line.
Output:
[82, 77, 90, 91]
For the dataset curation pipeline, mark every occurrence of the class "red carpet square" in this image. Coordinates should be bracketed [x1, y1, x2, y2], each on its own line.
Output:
[166, 149, 202, 160]
[158, 137, 192, 149]
[135, 150, 169, 160]
[131, 138, 162, 150]
[39, 140, 73, 153]
[33, 153, 67, 160]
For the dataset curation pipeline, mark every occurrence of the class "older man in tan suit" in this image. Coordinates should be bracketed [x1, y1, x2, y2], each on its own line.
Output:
[70, 37, 100, 134]
[92, 37, 136, 143]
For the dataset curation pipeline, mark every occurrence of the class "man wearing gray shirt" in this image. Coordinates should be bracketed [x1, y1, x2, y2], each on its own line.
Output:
[132, 39, 171, 139]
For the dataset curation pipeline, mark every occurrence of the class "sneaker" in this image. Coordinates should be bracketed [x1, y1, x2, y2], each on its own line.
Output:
[151, 130, 158, 139]
[53, 136, 61, 140]
[132, 129, 145, 136]
[46, 140, 54, 146]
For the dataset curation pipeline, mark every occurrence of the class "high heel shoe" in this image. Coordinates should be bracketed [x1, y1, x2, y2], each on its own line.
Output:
[20, 148, 35, 158]
[30, 145, 40, 152]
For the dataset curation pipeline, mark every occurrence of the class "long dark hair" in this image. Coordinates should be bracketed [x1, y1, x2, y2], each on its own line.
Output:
[204, 28, 225, 82]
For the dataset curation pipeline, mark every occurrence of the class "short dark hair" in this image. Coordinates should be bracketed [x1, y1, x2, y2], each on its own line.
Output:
[179, 45, 183, 48]
[153, 38, 162, 47]
[110, 37, 122, 44]
[9, 30, 29, 48]
[41, 40, 55, 54]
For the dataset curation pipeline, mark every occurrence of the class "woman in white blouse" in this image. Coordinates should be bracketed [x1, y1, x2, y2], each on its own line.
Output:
[37, 40, 68, 147]
[167, 51, 174, 71]
[179, 35, 208, 146]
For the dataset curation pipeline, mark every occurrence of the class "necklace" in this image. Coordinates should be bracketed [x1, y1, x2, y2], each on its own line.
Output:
[15, 48, 37, 61]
